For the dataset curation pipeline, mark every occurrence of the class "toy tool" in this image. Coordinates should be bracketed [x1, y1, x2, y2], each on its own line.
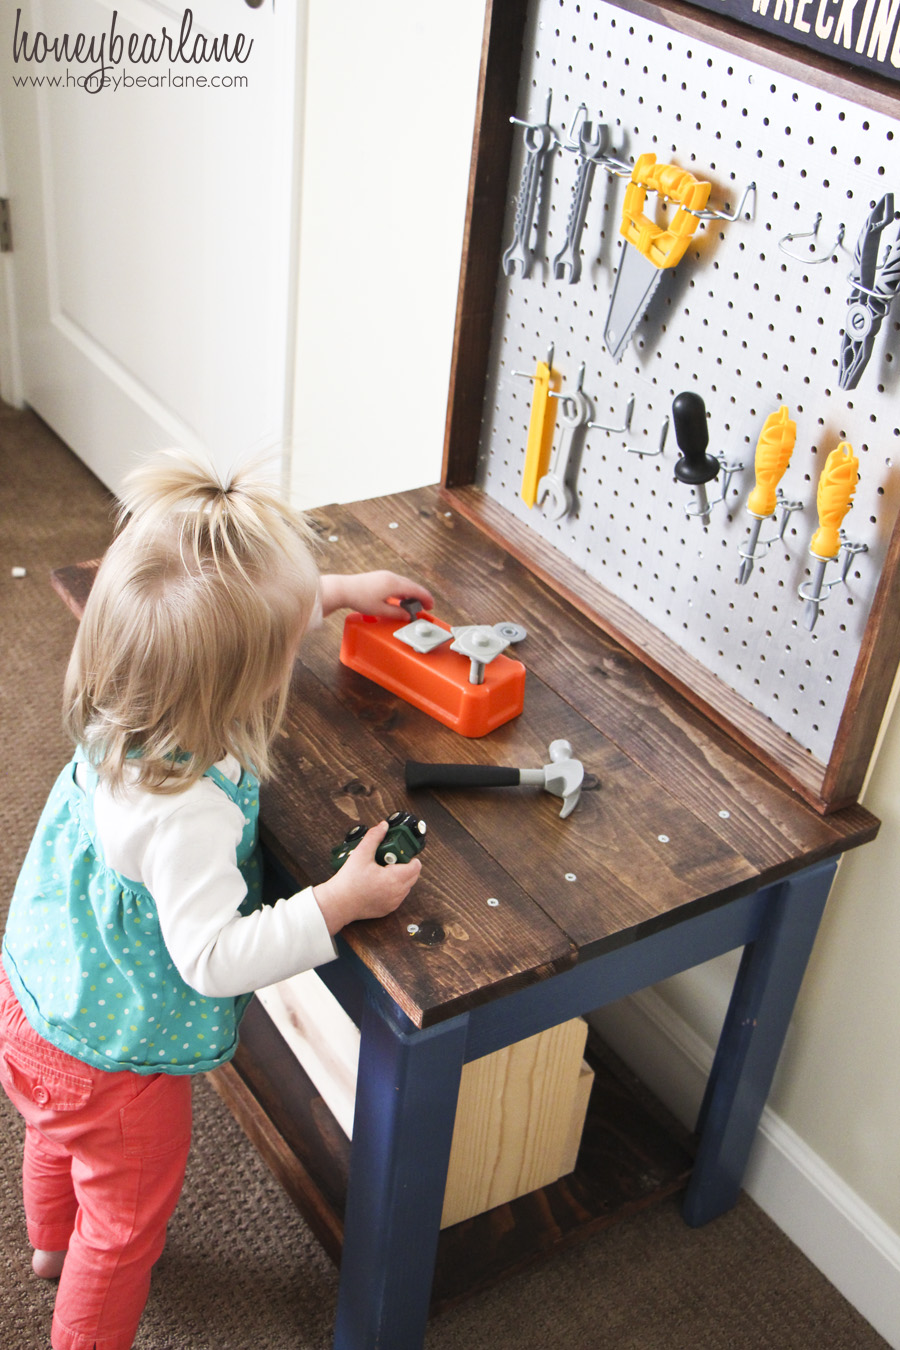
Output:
[839, 194, 900, 391]
[553, 109, 610, 284]
[800, 443, 859, 632]
[503, 90, 556, 279]
[738, 407, 797, 585]
[519, 353, 561, 508]
[330, 811, 427, 871]
[405, 738, 584, 818]
[604, 154, 711, 363]
[672, 392, 719, 526]
[340, 609, 525, 738]
[536, 365, 591, 520]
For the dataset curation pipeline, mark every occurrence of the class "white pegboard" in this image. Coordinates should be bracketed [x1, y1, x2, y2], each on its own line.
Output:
[475, 0, 900, 766]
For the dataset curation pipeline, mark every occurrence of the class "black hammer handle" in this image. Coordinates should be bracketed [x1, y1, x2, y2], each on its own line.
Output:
[405, 761, 521, 791]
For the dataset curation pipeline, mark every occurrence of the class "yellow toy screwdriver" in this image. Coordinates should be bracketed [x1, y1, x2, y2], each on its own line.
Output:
[737, 407, 797, 585]
[519, 349, 561, 509]
[802, 442, 859, 631]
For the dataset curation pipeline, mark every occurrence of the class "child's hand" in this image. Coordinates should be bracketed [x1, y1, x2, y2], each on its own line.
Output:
[312, 821, 422, 935]
[319, 571, 434, 619]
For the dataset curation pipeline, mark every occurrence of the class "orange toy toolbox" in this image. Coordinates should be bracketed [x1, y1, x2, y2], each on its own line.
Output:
[339, 612, 525, 738]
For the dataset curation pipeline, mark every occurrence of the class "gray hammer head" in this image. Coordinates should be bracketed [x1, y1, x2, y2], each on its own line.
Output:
[520, 739, 583, 817]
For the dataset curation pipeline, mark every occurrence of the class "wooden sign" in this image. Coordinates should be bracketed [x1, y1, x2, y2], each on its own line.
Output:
[680, 0, 900, 83]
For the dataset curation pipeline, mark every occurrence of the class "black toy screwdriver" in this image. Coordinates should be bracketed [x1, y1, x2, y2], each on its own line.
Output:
[672, 391, 720, 526]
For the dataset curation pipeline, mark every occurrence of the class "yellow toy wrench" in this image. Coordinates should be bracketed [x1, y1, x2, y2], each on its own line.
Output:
[520, 355, 561, 508]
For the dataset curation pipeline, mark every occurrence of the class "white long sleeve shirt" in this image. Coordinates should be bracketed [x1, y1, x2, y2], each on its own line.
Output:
[78, 756, 337, 999]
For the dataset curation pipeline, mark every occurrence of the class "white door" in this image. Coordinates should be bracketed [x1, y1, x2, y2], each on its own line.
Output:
[1, 0, 300, 494]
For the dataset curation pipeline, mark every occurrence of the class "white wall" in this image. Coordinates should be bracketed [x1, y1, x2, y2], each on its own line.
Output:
[289, 1, 485, 508]
[768, 693, 900, 1234]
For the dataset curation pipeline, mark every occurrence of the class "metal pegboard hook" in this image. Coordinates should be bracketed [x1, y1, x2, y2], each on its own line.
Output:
[798, 538, 868, 630]
[684, 456, 746, 521]
[778, 213, 846, 264]
[561, 101, 593, 152]
[686, 180, 756, 223]
[548, 361, 586, 400]
[736, 490, 804, 585]
[627, 415, 669, 459]
[511, 342, 555, 382]
[509, 87, 555, 140]
[588, 392, 635, 436]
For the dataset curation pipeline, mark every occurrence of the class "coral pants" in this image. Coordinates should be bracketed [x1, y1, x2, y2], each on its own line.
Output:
[0, 968, 192, 1350]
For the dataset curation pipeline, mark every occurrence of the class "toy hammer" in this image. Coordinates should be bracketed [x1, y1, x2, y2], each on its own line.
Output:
[405, 739, 584, 818]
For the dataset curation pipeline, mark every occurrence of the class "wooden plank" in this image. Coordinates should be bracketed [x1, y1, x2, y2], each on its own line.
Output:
[823, 508, 900, 806]
[441, 1018, 590, 1228]
[443, 0, 529, 488]
[430, 1033, 694, 1313]
[255, 971, 360, 1138]
[560, 1060, 596, 1176]
[262, 660, 576, 1027]
[49, 525, 878, 928]
[611, 0, 900, 119]
[256, 971, 595, 1231]
[316, 492, 876, 859]
[302, 518, 781, 953]
[210, 999, 695, 1315]
[208, 1002, 349, 1266]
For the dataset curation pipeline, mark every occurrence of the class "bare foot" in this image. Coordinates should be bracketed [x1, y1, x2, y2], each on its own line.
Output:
[32, 1249, 66, 1279]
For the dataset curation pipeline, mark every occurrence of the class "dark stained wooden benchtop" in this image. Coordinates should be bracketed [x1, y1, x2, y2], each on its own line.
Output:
[253, 487, 879, 1028]
[52, 483, 879, 1033]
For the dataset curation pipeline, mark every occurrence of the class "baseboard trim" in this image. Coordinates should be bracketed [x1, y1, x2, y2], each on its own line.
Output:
[588, 992, 900, 1349]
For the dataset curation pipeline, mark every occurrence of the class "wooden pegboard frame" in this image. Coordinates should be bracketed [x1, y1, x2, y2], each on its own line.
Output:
[442, 0, 900, 813]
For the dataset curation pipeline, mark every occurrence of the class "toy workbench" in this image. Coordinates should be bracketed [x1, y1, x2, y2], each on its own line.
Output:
[225, 9, 890, 1342]
[442, 0, 900, 814]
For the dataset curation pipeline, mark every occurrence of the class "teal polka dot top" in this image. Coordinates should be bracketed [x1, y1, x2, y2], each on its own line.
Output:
[2, 753, 263, 1075]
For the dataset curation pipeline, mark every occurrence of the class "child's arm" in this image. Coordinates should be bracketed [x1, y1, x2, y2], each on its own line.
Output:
[319, 571, 434, 619]
[142, 796, 421, 997]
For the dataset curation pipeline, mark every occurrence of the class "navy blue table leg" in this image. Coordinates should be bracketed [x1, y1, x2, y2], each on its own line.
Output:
[333, 993, 468, 1350]
[682, 858, 838, 1226]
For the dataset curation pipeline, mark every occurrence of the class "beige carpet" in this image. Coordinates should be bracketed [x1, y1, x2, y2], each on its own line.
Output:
[0, 403, 887, 1348]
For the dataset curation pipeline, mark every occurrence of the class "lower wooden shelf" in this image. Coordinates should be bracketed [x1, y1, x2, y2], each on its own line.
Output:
[209, 997, 695, 1316]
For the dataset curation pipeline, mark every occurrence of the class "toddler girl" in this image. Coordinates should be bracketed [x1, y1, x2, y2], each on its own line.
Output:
[0, 450, 432, 1350]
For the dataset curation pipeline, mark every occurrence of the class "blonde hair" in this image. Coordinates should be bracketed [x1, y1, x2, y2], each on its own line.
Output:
[64, 450, 320, 793]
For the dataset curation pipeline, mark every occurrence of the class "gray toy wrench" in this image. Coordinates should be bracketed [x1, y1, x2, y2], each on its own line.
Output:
[502, 92, 556, 279]
[553, 112, 610, 284]
[536, 367, 592, 520]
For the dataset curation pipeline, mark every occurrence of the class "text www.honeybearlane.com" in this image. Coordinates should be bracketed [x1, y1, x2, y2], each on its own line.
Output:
[12, 71, 249, 90]
[10, 6, 254, 93]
